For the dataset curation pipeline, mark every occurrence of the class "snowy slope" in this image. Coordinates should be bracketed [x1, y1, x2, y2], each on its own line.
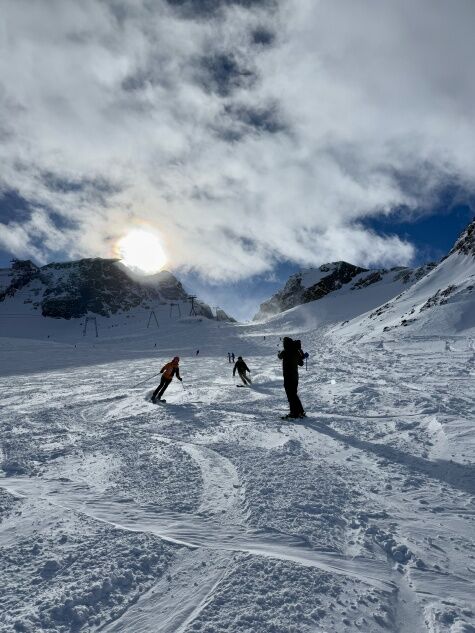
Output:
[251, 264, 435, 336]
[1, 314, 475, 632]
[254, 261, 434, 322]
[335, 221, 475, 340]
[1, 228, 475, 633]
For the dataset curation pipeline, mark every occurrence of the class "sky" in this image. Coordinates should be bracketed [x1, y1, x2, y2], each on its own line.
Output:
[1, 0, 475, 320]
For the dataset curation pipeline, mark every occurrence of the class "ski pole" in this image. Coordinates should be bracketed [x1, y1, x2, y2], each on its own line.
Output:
[181, 380, 186, 391]
[132, 371, 161, 388]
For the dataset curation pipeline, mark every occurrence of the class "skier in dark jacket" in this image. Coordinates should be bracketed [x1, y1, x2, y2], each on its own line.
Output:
[233, 356, 252, 385]
[278, 337, 305, 419]
[152, 356, 182, 402]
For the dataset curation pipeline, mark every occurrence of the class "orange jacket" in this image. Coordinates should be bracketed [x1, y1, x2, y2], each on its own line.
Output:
[160, 361, 180, 381]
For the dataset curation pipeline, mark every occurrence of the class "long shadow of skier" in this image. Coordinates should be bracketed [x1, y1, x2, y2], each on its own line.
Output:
[302, 420, 475, 496]
[248, 383, 280, 396]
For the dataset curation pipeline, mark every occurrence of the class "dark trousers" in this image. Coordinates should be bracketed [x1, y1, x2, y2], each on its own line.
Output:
[284, 376, 304, 416]
[152, 376, 171, 400]
[239, 371, 252, 385]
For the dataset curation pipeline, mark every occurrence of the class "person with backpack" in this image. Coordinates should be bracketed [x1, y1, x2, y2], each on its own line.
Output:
[151, 356, 182, 402]
[278, 337, 306, 419]
[233, 356, 252, 385]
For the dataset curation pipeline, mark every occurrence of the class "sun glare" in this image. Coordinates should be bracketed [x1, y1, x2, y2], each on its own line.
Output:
[117, 228, 167, 275]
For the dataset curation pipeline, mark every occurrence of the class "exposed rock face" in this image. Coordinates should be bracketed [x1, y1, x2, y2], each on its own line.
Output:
[216, 308, 236, 322]
[254, 262, 367, 320]
[253, 260, 437, 321]
[449, 218, 475, 256]
[0, 258, 214, 319]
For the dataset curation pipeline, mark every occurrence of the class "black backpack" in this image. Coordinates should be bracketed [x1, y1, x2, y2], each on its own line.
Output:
[293, 339, 305, 365]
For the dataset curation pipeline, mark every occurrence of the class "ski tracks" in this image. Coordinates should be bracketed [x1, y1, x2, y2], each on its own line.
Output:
[100, 550, 233, 633]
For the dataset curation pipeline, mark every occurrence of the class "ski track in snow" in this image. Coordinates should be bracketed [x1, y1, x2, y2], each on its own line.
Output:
[1, 328, 475, 633]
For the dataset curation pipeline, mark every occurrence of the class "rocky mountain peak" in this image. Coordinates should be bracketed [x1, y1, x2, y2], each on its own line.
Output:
[254, 261, 368, 320]
[0, 257, 222, 320]
[449, 218, 475, 256]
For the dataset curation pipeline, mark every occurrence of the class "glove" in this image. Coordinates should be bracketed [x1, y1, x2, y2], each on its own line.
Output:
[179, 377, 183, 381]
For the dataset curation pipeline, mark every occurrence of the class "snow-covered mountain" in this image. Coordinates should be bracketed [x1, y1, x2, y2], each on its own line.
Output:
[0, 257, 232, 325]
[254, 261, 435, 322]
[336, 219, 475, 339]
[252, 219, 475, 340]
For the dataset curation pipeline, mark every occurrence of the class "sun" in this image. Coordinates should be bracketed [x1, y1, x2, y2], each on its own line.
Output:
[117, 228, 167, 274]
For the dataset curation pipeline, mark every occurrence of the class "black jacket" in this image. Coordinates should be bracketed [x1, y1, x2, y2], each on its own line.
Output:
[278, 337, 304, 379]
[233, 359, 250, 376]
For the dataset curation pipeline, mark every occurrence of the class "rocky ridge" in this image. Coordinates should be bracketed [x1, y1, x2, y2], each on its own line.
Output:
[0, 258, 227, 320]
[254, 261, 435, 320]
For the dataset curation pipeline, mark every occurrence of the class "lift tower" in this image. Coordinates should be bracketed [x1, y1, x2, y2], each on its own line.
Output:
[188, 295, 198, 317]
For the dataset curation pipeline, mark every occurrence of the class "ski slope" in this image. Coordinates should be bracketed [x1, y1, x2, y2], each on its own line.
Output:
[336, 251, 475, 341]
[1, 312, 475, 632]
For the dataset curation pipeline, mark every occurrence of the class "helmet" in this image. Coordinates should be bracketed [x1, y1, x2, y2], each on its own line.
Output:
[173, 356, 179, 363]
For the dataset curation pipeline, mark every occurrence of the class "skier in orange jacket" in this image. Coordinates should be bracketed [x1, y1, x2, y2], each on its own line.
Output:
[152, 356, 182, 402]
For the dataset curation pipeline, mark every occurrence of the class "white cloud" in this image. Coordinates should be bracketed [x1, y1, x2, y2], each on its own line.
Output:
[1, 0, 474, 279]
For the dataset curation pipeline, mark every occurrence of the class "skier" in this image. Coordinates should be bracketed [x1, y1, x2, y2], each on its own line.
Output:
[228, 352, 231, 363]
[196, 349, 200, 355]
[278, 337, 306, 419]
[231, 352, 235, 363]
[233, 356, 252, 385]
[151, 356, 182, 402]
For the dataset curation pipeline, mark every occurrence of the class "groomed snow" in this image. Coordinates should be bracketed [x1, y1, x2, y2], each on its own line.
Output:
[1, 310, 474, 632]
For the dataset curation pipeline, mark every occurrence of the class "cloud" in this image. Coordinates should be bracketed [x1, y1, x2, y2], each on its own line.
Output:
[1, 0, 475, 280]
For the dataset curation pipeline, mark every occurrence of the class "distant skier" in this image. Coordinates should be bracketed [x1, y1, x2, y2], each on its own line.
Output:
[231, 353, 235, 363]
[278, 337, 306, 419]
[233, 356, 252, 385]
[228, 352, 231, 363]
[151, 356, 182, 402]
[196, 349, 200, 355]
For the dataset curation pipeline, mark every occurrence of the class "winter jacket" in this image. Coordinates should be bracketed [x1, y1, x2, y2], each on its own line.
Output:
[160, 362, 181, 381]
[233, 359, 250, 376]
[278, 337, 304, 379]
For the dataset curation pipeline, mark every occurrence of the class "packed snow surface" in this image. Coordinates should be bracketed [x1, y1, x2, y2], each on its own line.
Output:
[1, 312, 475, 633]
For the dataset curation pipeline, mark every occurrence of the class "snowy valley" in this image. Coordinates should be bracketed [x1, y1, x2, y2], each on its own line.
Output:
[1, 222, 475, 632]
